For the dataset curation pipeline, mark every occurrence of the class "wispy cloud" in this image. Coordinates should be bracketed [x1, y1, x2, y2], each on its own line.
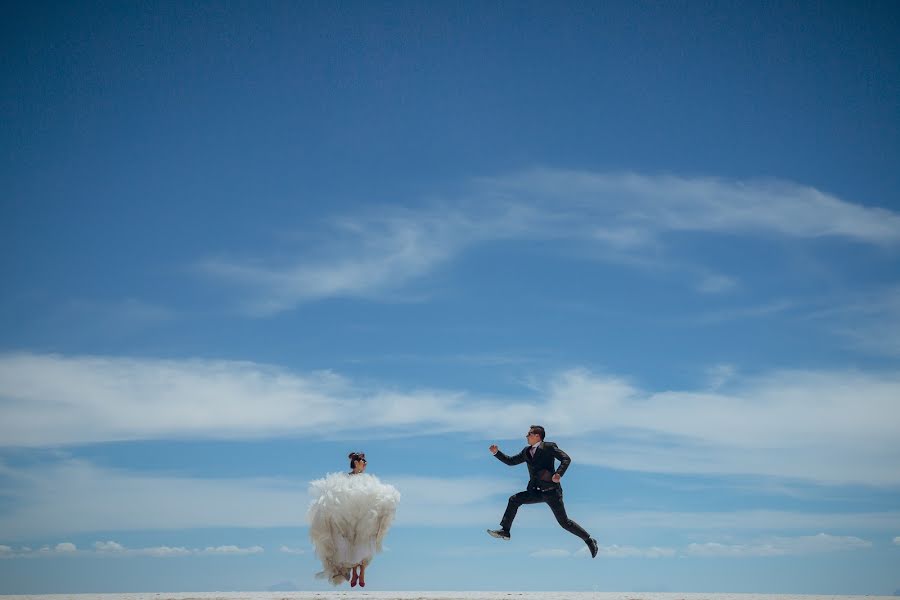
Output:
[581, 509, 900, 533]
[572, 544, 676, 559]
[0, 541, 264, 559]
[198, 169, 900, 315]
[681, 299, 795, 325]
[201, 545, 264, 555]
[358, 474, 512, 528]
[806, 285, 900, 357]
[541, 368, 900, 485]
[0, 352, 463, 446]
[0, 458, 307, 539]
[483, 169, 900, 244]
[0, 534, 869, 562]
[524, 536, 865, 559]
[685, 533, 871, 557]
[705, 364, 737, 390]
[0, 459, 512, 539]
[2, 352, 899, 485]
[2, 456, 897, 542]
[197, 208, 484, 315]
[0, 543, 79, 559]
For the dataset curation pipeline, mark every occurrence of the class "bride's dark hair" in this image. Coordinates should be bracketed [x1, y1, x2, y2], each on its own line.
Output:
[348, 451, 366, 471]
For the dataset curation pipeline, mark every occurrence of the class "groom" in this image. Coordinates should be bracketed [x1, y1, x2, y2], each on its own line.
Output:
[488, 425, 599, 558]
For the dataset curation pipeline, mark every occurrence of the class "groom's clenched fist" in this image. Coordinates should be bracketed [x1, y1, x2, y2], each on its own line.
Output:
[489, 444, 498, 455]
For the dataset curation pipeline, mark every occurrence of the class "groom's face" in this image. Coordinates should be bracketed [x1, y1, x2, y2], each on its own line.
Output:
[526, 431, 540, 443]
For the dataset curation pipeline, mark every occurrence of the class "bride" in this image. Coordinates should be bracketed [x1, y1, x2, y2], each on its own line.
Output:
[307, 452, 400, 587]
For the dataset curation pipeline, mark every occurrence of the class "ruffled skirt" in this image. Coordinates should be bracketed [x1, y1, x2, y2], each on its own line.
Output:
[306, 472, 400, 585]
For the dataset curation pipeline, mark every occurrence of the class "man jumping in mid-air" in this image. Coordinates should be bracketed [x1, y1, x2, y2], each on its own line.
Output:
[487, 425, 598, 558]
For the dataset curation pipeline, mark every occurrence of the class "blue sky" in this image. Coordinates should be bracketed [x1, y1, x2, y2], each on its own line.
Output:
[2, 0, 900, 594]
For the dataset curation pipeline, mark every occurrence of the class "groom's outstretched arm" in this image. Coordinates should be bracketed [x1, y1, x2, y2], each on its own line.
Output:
[490, 444, 525, 465]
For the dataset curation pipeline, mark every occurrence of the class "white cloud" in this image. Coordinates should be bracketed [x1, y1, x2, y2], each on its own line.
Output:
[1, 352, 899, 485]
[278, 545, 306, 555]
[893, 536, 900, 545]
[198, 169, 900, 314]
[135, 546, 192, 558]
[0, 352, 470, 446]
[90, 540, 203, 558]
[0, 459, 308, 539]
[198, 208, 481, 315]
[2, 457, 898, 542]
[685, 533, 871, 557]
[201, 545, 263, 555]
[1, 452, 898, 544]
[526, 534, 872, 559]
[0, 459, 516, 538]
[0, 543, 81, 559]
[0, 541, 263, 559]
[550, 368, 900, 485]
[388, 474, 514, 527]
[93, 541, 125, 553]
[580, 544, 676, 558]
[483, 169, 900, 244]
[580, 509, 900, 534]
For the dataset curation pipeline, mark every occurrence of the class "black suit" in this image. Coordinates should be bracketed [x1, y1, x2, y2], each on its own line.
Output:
[493, 441, 591, 542]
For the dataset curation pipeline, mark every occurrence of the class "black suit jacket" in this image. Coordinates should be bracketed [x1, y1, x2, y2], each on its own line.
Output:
[493, 441, 571, 489]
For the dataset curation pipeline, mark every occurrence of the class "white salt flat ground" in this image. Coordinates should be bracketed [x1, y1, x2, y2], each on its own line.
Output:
[2, 593, 897, 600]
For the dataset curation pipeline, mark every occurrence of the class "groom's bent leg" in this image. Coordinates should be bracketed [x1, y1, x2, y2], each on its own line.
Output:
[546, 490, 591, 541]
[500, 490, 542, 531]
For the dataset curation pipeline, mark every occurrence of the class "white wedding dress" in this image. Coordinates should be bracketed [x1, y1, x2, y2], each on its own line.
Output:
[307, 472, 400, 585]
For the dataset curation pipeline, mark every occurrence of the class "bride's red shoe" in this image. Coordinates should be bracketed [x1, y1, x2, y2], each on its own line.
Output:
[350, 570, 358, 587]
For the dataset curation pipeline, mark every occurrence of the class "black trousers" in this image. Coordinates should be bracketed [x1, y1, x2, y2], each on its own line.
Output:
[500, 486, 591, 541]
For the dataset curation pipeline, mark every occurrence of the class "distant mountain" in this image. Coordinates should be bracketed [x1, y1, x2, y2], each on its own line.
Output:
[267, 581, 299, 591]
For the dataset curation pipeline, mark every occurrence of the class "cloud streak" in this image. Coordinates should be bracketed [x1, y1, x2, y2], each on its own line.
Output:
[0, 458, 512, 539]
[520, 536, 869, 559]
[0, 535, 868, 560]
[484, 169, 900, 244]
[1, 457, 897, 542]
[198, 169, 900, 314]
[807, 285, 900, 357]
[685, 533, 871, 557]
[581, 509, 900, 533]
[189, 169, 900, 367]
[1, 352, 899, 485]
[0, 541, 264, 559]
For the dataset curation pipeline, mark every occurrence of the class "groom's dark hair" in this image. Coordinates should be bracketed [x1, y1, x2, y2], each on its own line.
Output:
[529, 425, 545, 440]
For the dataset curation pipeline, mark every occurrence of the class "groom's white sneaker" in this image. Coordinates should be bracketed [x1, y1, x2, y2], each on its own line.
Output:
[487, 528, 511, 540]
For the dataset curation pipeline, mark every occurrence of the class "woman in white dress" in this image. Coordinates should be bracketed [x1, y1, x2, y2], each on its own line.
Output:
[307, 452, 400, 587]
